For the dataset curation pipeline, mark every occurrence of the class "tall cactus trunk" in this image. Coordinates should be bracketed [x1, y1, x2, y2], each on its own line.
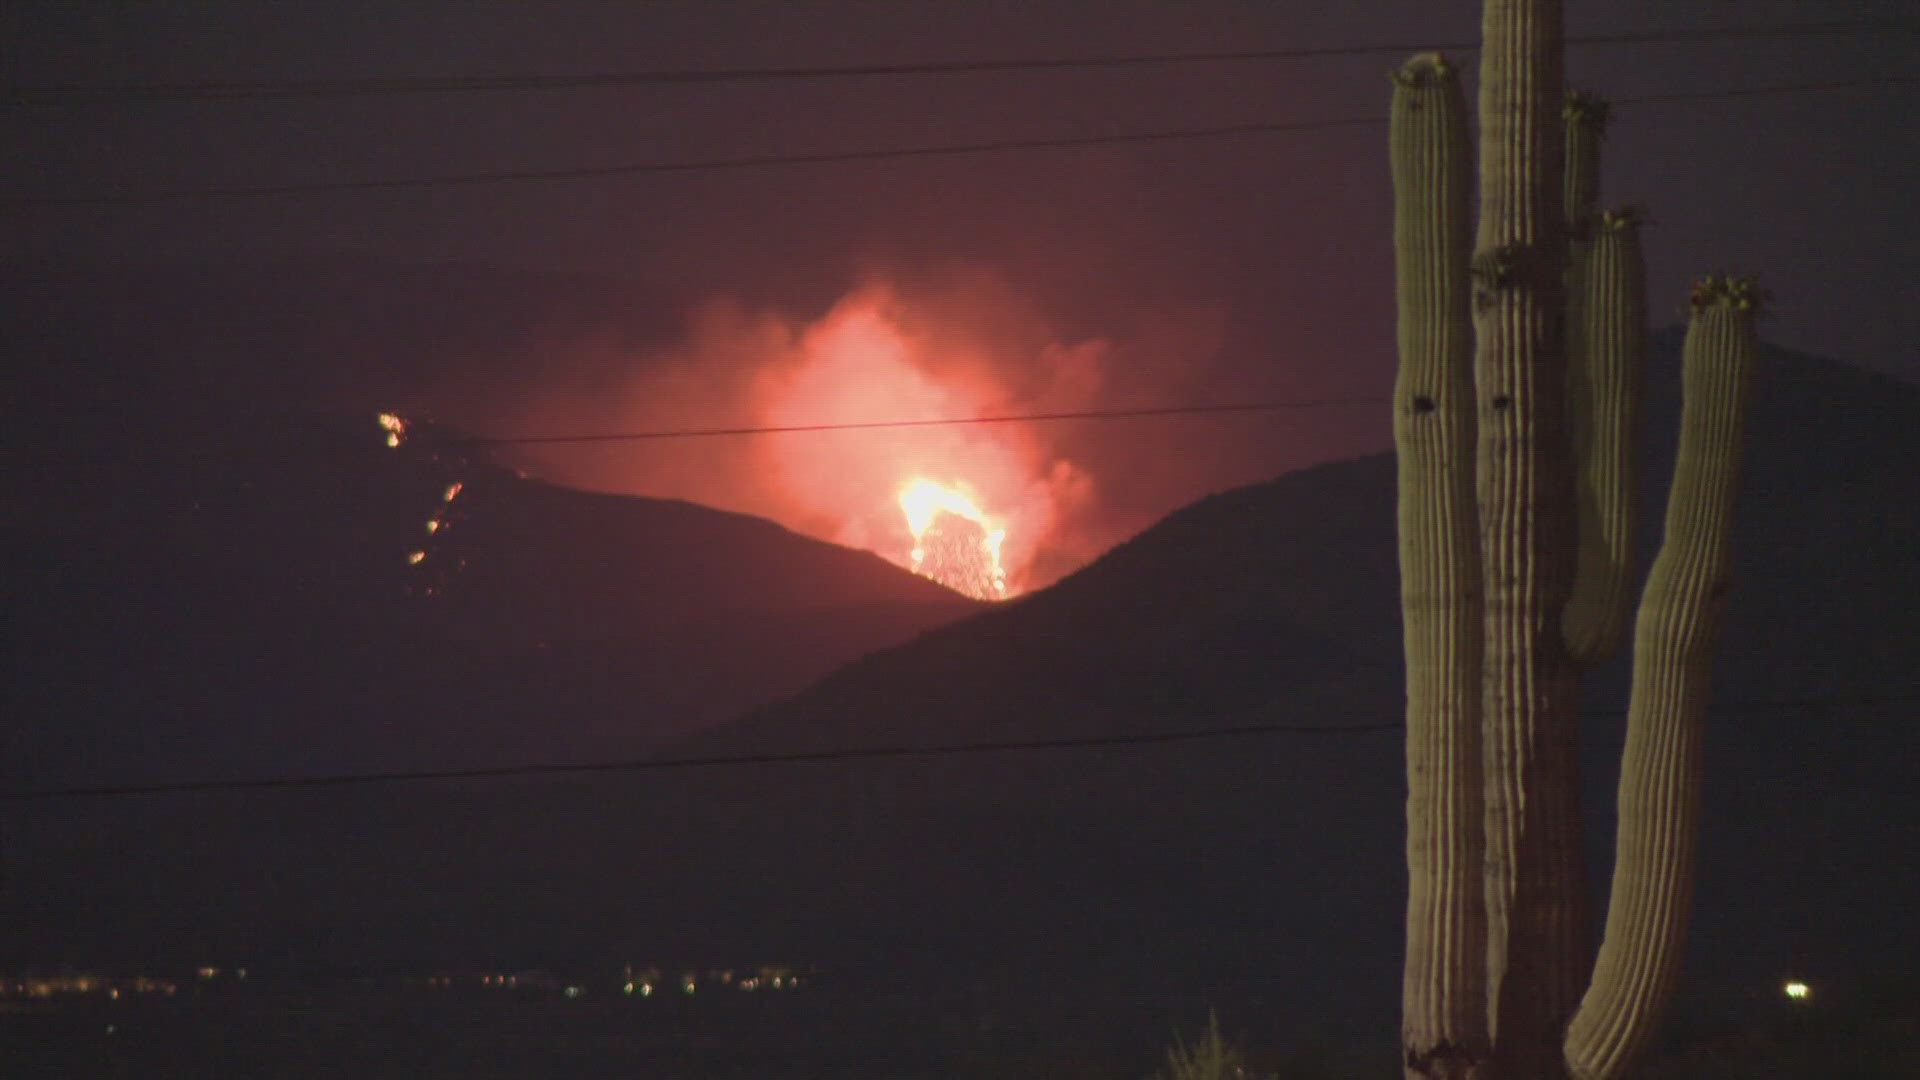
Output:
[1470, 2, 1591, 1072]
[1392, 53, 1489, 1080]
[1563, 281, 1759, 1079]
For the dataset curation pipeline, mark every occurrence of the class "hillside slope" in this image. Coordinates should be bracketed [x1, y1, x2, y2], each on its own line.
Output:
[707, 328, 1919, 753]
[5, 408, 976, 789]
[6, 336, 1916, 1061]
[654, 331, 1920, 1020]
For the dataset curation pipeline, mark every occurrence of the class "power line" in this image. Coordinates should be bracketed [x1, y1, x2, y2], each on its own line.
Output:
[1621, 75, 1920, 107]
[6, 692, 1911, 803]
[1, 115, 1380, 207]
[6, 75, 1911, 209]
[3, 396, 1389, 471]
[4, 20, 1903, 103]
[440, 397, 1388, 449]
[0, 721, 1402, 803]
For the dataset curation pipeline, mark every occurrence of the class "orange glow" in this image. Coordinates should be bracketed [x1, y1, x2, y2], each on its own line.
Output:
[377, 412, 407, 448]
[406, 550, 426, 566]
[442, 482, 462, 503]
[898, 478, 1007, 599]
[749, 286, 1091, 597]
[501, 275, 1116, 593]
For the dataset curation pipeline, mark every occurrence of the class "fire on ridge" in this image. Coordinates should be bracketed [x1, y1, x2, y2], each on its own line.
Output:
[897, 477, 1007, 600]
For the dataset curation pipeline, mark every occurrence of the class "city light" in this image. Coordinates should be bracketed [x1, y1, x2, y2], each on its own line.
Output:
[4, 963, 805, 1005]
[1784, 980, 1810, 1001]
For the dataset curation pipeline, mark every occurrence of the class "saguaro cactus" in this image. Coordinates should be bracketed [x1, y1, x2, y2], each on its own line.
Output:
[1564, 203, 1646, 664]
[1563, 278, 1758, 1078]
[1391, 2, 1760, 1077]
[1466, 5, 1593, 1072]
[1563, 100, 1644, 665]
[1392, 52, 1488, 1078]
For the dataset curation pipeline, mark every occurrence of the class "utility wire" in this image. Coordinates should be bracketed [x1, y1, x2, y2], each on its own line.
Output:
[1, 115, 1379, 207]
[4, 20, 1904, 103]
[440, 397, 1387, 449]
[6, 693, 1913, 803]
[4, 397, 1391, 467]
[0, 721, 1403, 803]
[5, 75, 1914, 209]
[1620, 75, 1920, 107]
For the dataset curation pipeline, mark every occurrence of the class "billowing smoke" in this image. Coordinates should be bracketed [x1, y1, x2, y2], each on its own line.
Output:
[488, 267, 1227, 595]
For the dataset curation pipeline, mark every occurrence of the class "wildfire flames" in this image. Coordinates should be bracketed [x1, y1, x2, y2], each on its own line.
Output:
[748, 286, 1093, 601]
[376, 414, 470, 593]
[378, 412, 407, 448]
[898, 478, 1007, 600]
[478, 276, 1124, 600]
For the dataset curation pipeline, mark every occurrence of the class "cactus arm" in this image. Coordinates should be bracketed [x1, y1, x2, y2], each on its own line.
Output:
[1564, 207, 1646, 661]
[1563, 279, 1759, 1080]
[1392, 52, 1489, 1079]
[1559, 95, 1605, 467]
[1562, 102, 1641, 664]
[1472, 2, 1591, 1072]
[1561, 94, 1607, 236]
[1559, 95, 1602, 519]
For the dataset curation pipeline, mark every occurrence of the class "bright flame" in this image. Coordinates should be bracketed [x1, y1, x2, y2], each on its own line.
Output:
[734, 286, 1096, 598]
[898, 478, 1007, 600]
[502, 279, 1116, 593]
[1784, 980, 1810, 1001]
[377, 412, 407, 448]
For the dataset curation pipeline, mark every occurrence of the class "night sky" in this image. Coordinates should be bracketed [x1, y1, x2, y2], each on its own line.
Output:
[7, 4, 1914, 574]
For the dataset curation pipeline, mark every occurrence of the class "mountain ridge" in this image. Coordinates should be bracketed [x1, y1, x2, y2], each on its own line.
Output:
[6, 336, 1915, 1064]
[6, 407, 979, 788]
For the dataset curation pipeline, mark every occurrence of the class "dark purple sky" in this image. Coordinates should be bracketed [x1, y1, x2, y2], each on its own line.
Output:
[5, 1, 1915, 564]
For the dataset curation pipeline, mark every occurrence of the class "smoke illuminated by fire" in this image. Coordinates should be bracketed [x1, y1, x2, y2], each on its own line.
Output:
[743, 285, 1093, 599]
[481, 271, 1241, 598]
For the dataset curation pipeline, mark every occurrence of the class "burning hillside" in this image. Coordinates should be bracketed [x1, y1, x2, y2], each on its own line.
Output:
[898, 478, 1007, 599]
[483, 275, 1137, 599]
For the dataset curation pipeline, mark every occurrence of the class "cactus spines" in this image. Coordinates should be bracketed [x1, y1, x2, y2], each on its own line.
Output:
[1392, 52, 1488, 1078]
[1564, 207, 1647, 662]
[1564, 278, 1758, 1079]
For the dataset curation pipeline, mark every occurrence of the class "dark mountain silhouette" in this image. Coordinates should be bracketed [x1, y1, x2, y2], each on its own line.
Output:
[5, 406, 977, 791]
[705, 324, 1920, 745]
[6, 333, 1916, 1069]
